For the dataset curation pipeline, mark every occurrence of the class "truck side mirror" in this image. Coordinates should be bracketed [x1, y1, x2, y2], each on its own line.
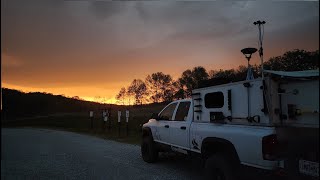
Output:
[151, 113, 159, 120]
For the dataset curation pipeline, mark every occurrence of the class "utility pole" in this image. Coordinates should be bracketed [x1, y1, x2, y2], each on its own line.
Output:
[253, 20, 266, 79]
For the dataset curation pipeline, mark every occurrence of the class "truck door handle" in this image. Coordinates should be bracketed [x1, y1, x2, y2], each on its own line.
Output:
[180, 126, 186, 130]
[164, 125, 169, 128]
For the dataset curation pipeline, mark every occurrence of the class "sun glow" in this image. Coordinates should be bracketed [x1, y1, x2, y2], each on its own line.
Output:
[81, 96, 118, 105]
[2, 83, 121, 105]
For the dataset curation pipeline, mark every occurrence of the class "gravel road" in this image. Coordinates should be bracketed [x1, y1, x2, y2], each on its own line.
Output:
[1, 128, 203, 180]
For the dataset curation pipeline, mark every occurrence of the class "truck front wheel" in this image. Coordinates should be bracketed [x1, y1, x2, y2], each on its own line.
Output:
[141, 136, 158, 163]
[205, 153, 237, 180]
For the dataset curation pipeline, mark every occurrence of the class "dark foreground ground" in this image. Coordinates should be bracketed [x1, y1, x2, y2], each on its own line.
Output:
[1, 128, 204, 180]
[1, 128, 287, 180]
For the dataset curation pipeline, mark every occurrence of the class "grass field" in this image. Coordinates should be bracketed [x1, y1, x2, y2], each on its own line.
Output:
[2, 103, 166, 145]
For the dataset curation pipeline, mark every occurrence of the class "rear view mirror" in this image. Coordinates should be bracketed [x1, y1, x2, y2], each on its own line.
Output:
[151, 113, 159, 120]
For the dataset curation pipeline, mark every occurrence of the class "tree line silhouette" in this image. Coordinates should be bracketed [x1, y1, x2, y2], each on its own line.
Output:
[116, 49, 319, 105]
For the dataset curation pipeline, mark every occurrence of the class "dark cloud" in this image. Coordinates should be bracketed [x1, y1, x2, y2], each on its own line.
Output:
[88, 1, 123, 20]
[1, 1, 318, 91]
[265, 17, 319, 59]
[2, 0, 71, 56]
[2, 0, 120, 67]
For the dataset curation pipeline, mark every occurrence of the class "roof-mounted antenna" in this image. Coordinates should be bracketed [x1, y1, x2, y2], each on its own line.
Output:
[241, 47, 257, 80]
[253, 20, 266, 79]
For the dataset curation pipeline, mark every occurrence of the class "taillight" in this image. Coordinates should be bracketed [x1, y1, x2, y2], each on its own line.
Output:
[262, 134, 279, 160]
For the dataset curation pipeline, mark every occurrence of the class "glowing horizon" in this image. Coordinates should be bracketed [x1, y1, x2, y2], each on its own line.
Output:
[1, 82, 120, 105]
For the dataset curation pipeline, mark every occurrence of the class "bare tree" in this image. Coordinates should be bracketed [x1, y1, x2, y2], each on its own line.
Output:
[116, 87, 126, 105]
[126, 89, 134, 106]
[264, 49, 319, 71]
[208, 70, 218, 79]
[172, 80, 185, 100]
[128, 79, 148, 105]
[178, 66, 209, 97]
[145, 72, 174, 103]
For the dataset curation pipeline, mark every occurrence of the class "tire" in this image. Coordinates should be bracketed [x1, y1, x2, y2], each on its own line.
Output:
[205, 153, 238, 180]
[141, 136, 158, 163]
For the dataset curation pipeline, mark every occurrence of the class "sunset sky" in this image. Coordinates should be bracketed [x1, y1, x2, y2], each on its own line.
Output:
[1, 1, 319, 104]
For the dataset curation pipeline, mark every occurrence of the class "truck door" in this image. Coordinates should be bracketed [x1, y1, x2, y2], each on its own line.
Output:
[155, 102, 178, 144]
[169, 101, 192, 149]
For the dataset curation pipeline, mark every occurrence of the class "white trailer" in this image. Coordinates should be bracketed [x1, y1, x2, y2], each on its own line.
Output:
[192, 69, 319, 128]
[192, 78, 269, 125]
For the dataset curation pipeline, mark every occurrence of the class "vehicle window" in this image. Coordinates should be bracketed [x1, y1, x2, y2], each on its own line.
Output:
[174, 101, 191, 121]
[158, 103, 177, 120]
[205, 92, 224, 108]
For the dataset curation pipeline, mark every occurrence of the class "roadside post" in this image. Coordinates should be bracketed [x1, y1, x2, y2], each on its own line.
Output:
[89, 111, 94, 129]
[103, 109, 107, 130]
[118, 111, 121, 137]
[108, 108, 111, 131]
[125, 110, 129, 136]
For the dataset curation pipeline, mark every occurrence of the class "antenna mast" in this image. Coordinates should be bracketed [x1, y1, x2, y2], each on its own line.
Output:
[253, 20, 266, 79]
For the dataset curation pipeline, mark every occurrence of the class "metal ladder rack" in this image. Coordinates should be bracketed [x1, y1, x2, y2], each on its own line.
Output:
[192, 92, 202, 120]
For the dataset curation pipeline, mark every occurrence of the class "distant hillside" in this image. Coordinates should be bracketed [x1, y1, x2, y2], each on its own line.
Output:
[1, 88, 167, 121]
[1, 88, 118, 120]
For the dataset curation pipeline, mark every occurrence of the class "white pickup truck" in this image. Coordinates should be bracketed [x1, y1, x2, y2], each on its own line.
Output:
[141, 70, 319, 180]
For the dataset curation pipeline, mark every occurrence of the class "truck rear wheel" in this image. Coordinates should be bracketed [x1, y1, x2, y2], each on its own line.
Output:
[141, 136, 158, 163]
[205, 153, 237, 180]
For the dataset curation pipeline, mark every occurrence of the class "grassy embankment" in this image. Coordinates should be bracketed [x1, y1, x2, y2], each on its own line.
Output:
[2, 104, 166, 145]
